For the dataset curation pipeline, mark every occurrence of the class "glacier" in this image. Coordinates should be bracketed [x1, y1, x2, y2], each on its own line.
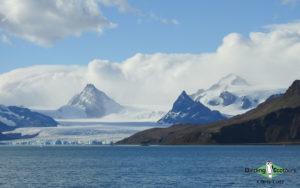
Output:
[1, 120, 162, 145]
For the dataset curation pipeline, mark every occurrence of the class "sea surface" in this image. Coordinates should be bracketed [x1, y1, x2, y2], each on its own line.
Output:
[0, 146, 299, 187]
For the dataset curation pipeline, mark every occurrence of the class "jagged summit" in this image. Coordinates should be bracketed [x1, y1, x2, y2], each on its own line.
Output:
[82, 83, 97, 93]
[285, 80, 300, 96]
[68, 83, 110, 106]
[158, 90, 225, 124]
[56, 84, 123, 118]
[177, 90, 192, 102]
[172, 90, 202, 112]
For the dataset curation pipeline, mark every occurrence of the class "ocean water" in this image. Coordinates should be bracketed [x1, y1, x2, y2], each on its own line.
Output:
[0, 146, 299, 187]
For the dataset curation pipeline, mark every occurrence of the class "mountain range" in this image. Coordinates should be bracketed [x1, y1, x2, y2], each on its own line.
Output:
[117, 80, 300, 145]
[0, 105, 58, 141]
[39, 74, 283, 124]
[190, 74, 284, 116]
[157, 74, 283, 124]
[0, 75, 291, 143]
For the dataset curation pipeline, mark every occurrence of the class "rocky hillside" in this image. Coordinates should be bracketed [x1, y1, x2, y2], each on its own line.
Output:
[117, 80, 300, 145]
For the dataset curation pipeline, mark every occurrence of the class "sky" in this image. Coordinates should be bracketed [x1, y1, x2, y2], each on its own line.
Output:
[0, 0, 300, 108]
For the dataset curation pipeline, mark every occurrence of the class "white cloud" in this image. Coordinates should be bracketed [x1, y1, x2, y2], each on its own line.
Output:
[0, 0, 178, 45]
[1, 34, 11, 45]
[98, 0, 136, 13]
[0, 0, 116, 46]
[149, 13, 168, 24]
[148, 14, 179, 25]
[172, 19, 180, 25]
[0, 65, 87, 108]
[282, 0, 300, 5]
[0, 21, 299, 109]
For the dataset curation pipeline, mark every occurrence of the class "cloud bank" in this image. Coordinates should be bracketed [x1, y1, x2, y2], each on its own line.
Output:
[0, 21, 300, 108]
[0, 0, 116, 46]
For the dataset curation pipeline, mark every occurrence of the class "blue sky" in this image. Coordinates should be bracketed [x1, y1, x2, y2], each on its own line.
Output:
[1, 0, 300, 73]
[0, 0, 300, 108]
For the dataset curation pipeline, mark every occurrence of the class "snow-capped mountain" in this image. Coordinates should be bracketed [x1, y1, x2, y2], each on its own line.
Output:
[190, 74, 285, 116]
[38, 84, 167, 121]
[158, 91, 226, 124]
[46, 84, 123, 119]
[0, 105, 58, 132]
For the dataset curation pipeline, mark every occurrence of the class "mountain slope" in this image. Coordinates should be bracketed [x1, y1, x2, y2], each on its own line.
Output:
[45, 84, 123, 119]
[0, 105, 58, 132]
[117, 80, 300, 145]
[0, 105, 58, 140]
[158, 91, 226, 124]
[190, 74, 284, 116]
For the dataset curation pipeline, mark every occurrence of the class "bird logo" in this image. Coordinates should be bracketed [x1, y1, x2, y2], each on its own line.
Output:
[266, 161, 274, 179]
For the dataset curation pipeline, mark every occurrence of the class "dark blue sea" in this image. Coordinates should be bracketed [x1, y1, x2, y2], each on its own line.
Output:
[0, 146, 299, 187]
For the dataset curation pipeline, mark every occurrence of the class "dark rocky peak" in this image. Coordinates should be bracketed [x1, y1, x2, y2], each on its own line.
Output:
[219, 91, 237, 106]
[172, 91, 196, 111]
[285, 80, 300, 96]
[84, 83, 97, 91]
[178, 90, 192, 101]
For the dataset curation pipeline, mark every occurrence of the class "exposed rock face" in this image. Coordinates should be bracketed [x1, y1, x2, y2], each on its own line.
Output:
[241, 97, 252, 109]
[219, 91, 237, 106]
[158, 91, 226, 124]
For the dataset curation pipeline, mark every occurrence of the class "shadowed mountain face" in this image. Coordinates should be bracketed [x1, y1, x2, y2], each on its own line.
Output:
[117, 80, 300, 145]
[0, 105, 58, 132]
[0, 105, 58, 140]
[158, 91, 226, 124]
